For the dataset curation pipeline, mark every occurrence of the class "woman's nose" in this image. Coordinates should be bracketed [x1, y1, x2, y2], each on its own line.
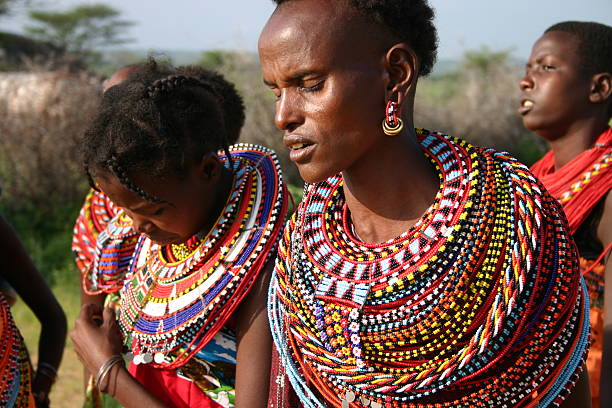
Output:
[274, 91, 303, 132]
[129, 213, 156, 235]
[519, 73, 533, 91]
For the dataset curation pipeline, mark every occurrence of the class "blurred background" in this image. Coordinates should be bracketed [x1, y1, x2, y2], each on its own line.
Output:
[1, 1, 611, 406]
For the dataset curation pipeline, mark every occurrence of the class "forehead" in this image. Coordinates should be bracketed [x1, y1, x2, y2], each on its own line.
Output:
[94, 168, 181, 209]
[531, 31, 581, 62]
[259, 0, 390, 75]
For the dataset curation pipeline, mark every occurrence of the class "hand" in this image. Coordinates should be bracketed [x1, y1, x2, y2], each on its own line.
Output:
[71, 304, 123, 376]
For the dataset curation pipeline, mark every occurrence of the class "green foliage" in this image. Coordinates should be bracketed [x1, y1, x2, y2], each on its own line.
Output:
[460, 46, 514, 74]
[25, 3, 133, 64]
[197, 50, 243, 72]
[0, 0, 20, 17]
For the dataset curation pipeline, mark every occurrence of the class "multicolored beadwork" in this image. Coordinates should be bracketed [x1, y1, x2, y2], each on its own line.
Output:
[0, 294, 34, 407]
[90, 144, 288, 370]
[269, 129, 589, 407]
[72, 188, 121, 277]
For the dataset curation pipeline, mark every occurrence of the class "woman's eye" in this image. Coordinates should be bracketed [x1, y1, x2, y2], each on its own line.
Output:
[543, 65, 555, 71]
[300, 81, 323, 92]
[152, 208, 165, 216]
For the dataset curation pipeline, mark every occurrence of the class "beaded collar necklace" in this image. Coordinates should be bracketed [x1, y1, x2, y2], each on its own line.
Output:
[269, 130, 589, 407]
[93, 144, 287, 369]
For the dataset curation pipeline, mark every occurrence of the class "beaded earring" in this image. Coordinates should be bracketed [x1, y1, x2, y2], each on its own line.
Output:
[382, 100, 404, 136]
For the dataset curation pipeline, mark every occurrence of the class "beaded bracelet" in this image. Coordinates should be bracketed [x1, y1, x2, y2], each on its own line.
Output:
[95, 355, 123, 393]
[36, 362, 58, 384]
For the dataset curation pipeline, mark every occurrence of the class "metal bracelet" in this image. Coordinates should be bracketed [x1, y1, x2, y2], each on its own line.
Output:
[95, 355, 123, 392]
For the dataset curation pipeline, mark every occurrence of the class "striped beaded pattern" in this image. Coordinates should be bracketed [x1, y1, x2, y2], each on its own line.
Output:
[558, 151, 611, 204]
[269, 130, 589, 407]
[96, 144, 289, 369]
[0, 294, 34, 407]
[72, 189, 121, 277]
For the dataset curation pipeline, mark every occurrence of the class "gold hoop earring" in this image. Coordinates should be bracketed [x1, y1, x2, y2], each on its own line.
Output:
[382, 117, 404, 136]
[382, 100, 403, 136]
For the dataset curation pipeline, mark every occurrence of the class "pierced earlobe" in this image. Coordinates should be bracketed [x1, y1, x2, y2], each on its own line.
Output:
[382, 98, 404, 136]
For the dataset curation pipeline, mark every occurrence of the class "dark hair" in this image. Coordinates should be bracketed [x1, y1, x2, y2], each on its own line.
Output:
[545, 21, 612, 116]
[82, 59, 245, 202]
[272, 0, 438, 76]
[545, 21, 612, 78]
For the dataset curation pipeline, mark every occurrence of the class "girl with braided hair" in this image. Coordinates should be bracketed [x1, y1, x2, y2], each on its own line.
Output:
[70, 60, 289, 408]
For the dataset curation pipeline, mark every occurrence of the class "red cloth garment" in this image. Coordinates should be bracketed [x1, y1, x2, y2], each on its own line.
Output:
[531, 127, 612, 408]
[530, 127, 612, 234]
[129, 363, 222, 408]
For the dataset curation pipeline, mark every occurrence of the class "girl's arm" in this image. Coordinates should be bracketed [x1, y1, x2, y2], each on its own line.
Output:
[80, 287, 106, 391]
[234, 259, 274, 408]
[598, 192, 612, 408]
[0, 215, 67, 405]
[71, 304, 166, 407]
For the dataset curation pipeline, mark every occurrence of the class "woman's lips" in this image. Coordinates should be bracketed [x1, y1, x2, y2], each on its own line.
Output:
[288, 143, 315, 163]
[518, 99, 534, 115]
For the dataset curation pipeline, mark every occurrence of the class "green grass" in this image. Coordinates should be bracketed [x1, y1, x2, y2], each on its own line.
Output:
[12, 282, 85, 407]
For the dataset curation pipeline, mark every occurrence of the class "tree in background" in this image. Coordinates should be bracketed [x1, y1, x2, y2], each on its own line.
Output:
[0, 0, 20, 17]
[25, 3, 133, 65]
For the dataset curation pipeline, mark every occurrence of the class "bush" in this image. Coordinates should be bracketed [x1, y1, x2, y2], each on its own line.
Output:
[0, 71, 99, 211]
[415, 48, 545, 165]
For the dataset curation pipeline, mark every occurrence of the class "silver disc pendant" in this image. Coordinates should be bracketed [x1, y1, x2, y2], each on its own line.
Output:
[345, 391, 356, 402]
[143, 352, 153, 364]
[360, 396, 371, 406]
[133, 354, 142, 365]
[124, 352, 134, 362]
[154, 352, 165, 364]
[371, 402, 382, 408]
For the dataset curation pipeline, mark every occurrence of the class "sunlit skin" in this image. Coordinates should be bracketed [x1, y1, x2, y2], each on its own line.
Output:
[519, 31, 611, 169]
[259, 0, 591, 405]
[259, 0, 439, 245]
[94, 155, 232, 246]
[71, 156, 273, 408]
[102, 65, 142, 93]
[521, 29, 612, 407]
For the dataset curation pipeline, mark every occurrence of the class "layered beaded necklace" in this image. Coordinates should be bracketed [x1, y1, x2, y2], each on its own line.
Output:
[269, 130, 589, 407]
[91, 144, 288, 369]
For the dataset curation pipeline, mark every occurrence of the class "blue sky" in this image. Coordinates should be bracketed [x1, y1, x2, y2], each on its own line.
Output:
[2, 0, 612, 60]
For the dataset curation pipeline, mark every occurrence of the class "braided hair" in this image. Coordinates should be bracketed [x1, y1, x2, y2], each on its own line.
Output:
[545, 21, 612, 117]
[82, 59, 245, 202]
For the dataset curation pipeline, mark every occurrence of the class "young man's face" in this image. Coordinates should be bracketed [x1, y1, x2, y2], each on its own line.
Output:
[519, 31, 593, 140]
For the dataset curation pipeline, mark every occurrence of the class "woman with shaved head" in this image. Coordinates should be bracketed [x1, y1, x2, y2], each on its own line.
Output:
[259, 1, 591, 406]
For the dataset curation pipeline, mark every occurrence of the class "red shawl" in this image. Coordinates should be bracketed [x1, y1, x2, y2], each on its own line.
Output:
[531, 127, 612, 234]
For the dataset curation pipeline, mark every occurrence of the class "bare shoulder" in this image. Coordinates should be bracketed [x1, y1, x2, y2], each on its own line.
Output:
[598, 191, 612, 251]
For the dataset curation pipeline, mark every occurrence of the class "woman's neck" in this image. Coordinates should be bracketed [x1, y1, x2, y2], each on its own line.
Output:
[342, 128, 439, 244]
[547, 118, 609, 171]
[197, 165, 234, 239]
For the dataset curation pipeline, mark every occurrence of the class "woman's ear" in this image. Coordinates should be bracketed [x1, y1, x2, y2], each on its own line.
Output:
[384, 43, 419, 107]
[196, 153, 222, 183]
[589, 72, 612, 106]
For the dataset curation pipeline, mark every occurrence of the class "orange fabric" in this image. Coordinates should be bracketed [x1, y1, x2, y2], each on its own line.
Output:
[582, 257, 605, 408]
